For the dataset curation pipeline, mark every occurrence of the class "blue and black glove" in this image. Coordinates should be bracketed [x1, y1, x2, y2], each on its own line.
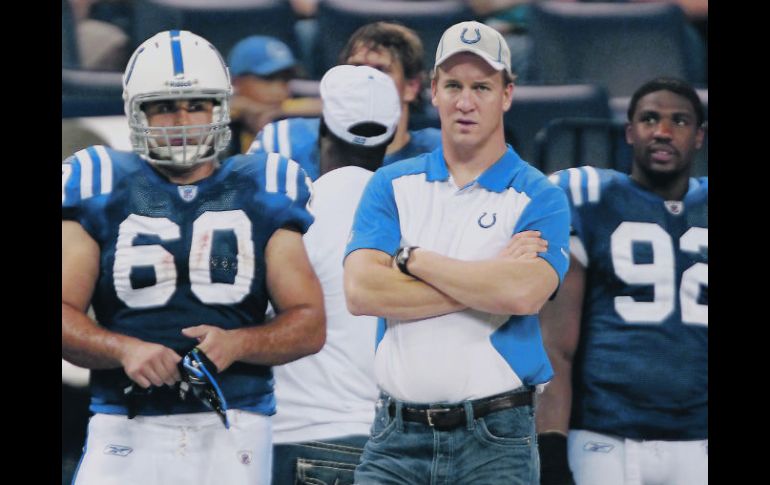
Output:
[179, 347, 230, 429]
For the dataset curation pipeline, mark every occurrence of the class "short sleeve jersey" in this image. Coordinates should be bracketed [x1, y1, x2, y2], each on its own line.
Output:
[550, 166, 708, 440]
[62, 146, 314, 416]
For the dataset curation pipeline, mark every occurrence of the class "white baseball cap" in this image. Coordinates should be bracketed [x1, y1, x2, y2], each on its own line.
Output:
[319, 65, 401, 147]
[434, 21, 512, 75]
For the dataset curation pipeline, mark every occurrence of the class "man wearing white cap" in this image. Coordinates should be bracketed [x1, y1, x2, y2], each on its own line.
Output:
[343, 21, 571, 483]
[271, 65, 401, 485]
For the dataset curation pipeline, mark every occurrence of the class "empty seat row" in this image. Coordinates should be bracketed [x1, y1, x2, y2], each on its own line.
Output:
[64, 1, 706, 95]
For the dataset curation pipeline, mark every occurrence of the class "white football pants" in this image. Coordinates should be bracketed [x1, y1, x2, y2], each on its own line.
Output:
[568, 429, 707, 485]
[73, 410, 272, 485]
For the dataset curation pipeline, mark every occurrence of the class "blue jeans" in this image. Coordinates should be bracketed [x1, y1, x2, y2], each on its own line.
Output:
[355, 390, 539, 485]
[272, 435, 368, 485]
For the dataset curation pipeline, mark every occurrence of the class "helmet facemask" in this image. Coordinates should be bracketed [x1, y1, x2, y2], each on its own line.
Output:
[129, 92, 231, 167]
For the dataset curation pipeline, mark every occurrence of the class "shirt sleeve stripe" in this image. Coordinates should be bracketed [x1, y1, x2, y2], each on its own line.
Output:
[262, 123, 275, 154]
[277, 119, 291, 158]
[583, 166, 600, 203]
[94, 145, 113, 195]
[547, 173, 560, 185]
[285, 159, 299, 201]
[75, 148, 94, 199]
[62, 164, 73, 203]
[567, 167, 583, 207]
[246, 137, 261, 154]
[265, 152, 280, 193]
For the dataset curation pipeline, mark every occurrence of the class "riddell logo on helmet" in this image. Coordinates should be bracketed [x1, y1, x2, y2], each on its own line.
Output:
[166, 79, 197, 87]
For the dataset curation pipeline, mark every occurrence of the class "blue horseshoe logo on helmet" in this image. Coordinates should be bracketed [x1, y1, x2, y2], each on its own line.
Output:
[461, 28, 481, 45]
[478, 212, 497, 228]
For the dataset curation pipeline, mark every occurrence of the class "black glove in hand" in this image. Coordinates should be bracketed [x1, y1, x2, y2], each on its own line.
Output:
[539, 432, 576, 485]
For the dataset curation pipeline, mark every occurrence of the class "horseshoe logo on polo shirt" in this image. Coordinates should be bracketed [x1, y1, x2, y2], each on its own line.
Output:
[478, 212, 496, 228]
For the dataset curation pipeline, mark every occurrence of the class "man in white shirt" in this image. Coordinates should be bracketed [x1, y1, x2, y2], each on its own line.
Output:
[271, 64, 401, 485]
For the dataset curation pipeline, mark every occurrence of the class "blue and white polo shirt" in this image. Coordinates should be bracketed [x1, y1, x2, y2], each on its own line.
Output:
[344, 145, 571, 404]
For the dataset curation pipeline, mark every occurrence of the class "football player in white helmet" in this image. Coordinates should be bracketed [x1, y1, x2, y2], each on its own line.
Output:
[62, 30, 325, 485]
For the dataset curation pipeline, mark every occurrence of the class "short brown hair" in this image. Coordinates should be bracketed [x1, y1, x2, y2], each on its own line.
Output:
[338, 22, 425, 81]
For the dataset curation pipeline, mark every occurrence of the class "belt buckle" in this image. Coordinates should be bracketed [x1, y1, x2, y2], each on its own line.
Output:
[425, 407, 451, 427]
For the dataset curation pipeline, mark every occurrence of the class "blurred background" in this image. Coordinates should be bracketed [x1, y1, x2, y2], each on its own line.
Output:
[61, 1, 708, 482]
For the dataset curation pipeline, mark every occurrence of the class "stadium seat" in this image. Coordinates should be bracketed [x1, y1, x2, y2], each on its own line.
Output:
[528, 2, 706, 97]
[62, 0, 80, 69]
[288, 79, 321, 98]
[131, 0, 298, 60]
[316, 0, 475, 79]
[504, 84, 611, 169]
[408, 84, 614, 169]
[533, 117, 630, 174]
[62, 0, 124, 118]
[62, 69, 125, 118]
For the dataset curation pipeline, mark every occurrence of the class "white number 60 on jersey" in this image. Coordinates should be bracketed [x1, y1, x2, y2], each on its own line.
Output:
[113, 211, 254, 308]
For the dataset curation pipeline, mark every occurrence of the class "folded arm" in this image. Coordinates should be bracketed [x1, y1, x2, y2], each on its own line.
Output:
[344, 248, 467, 320]
[409, 231, 559, 315]
[344, 230, 553, 319]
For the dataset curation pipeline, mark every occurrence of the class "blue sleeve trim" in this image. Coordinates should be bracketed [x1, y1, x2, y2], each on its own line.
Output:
[344, 168, 402, 259]
[513, 176, 572, 282]
[268, 157, 315, 235]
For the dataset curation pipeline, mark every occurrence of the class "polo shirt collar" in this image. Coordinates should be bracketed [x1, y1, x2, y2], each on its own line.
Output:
[426, 145, 525, 193]
[426, 146, 450, 182]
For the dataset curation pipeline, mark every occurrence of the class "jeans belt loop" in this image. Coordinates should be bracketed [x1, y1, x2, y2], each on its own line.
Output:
[392, 397, 405, 432]
[463, 400, 475, 431]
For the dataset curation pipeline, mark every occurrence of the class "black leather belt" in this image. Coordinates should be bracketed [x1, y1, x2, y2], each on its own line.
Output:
[389, 389, 533, 431]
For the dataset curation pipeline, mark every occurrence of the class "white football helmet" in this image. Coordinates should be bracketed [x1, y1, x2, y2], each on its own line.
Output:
[123, 30, 232, 167]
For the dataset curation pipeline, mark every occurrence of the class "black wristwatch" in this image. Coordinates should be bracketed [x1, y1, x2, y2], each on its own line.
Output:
[395, 246, 419, 277]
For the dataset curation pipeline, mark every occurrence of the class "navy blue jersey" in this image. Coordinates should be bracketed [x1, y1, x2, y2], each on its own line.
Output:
[247, 117, 442, 180]
[62, 146, 314, 416]
[550, 167, 707, 440]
